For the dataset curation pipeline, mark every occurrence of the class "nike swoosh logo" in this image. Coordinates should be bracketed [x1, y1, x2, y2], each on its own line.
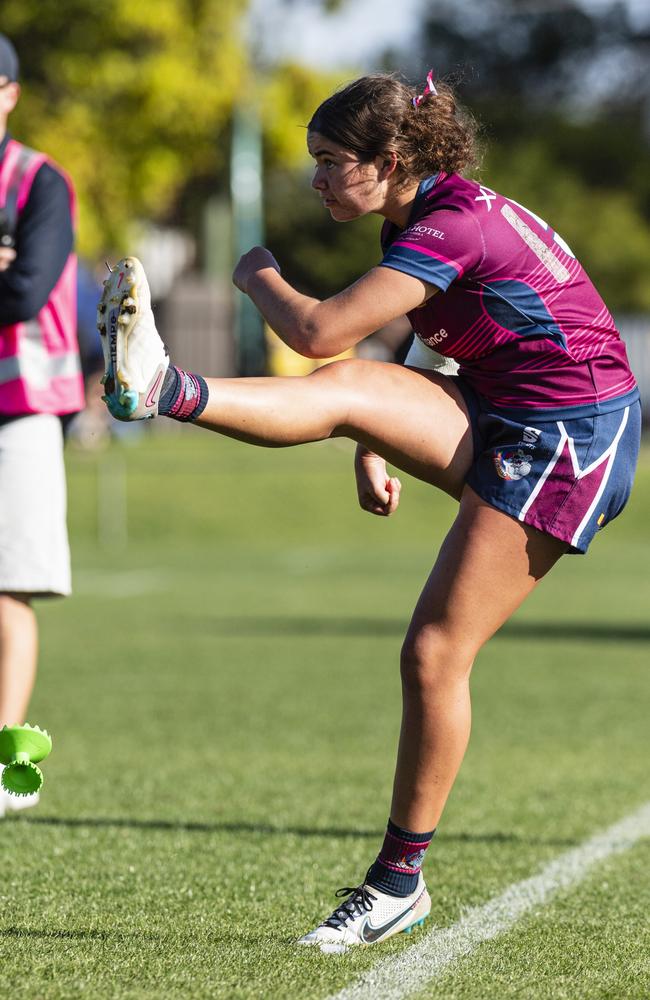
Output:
[359, 891, 424, 944]
[145, 369, 163, 408]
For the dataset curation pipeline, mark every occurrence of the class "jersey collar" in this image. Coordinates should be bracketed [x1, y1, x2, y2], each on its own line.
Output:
[381, 172, 443, 252]
[407, 172, 445, 226]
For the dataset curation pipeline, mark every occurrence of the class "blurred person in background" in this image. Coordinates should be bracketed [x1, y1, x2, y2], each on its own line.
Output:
[0, 34, 84, 814]
[100, 73, 640, 951]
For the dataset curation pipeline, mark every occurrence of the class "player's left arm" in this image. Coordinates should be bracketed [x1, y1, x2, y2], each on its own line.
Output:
[354, 446, 402, 517]
[232, 246, 438, 359]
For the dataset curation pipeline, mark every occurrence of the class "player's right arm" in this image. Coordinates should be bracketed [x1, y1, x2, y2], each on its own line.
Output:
[233, 246, 438, 359]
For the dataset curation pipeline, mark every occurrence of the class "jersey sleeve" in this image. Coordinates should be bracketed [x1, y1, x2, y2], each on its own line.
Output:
[380, 207, 482, 292]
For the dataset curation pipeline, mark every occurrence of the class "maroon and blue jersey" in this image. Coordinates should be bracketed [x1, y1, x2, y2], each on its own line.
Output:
[380, 173, 638, 414]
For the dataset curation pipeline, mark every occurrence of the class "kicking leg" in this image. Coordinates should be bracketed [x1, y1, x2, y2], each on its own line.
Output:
[195, 360, 474, 498]
[100, 256, 473, 497]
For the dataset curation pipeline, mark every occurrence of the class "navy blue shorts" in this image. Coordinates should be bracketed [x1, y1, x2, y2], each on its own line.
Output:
[454, 379, 642, 553]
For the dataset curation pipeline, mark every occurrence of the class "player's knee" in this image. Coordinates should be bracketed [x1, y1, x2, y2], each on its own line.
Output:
[400, 628, 472, 693]
[308, 358, 359, 389]
[307, 359, 368, 428]
[400, 630, 445, 692]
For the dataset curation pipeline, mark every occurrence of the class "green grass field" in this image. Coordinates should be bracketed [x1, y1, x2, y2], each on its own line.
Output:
[1, 428, 648, 999]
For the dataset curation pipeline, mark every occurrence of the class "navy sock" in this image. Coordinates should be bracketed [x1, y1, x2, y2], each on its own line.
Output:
[159, 365, 209, 422]
[366, 819, 435, 897]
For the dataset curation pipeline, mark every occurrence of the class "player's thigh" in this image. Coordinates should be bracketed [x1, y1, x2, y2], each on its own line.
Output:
[319, 359, 474, 499]
[403, 486, 567, 673]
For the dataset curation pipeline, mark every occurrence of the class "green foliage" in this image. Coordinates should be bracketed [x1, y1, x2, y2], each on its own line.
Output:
[484, 125, 650, 311]
[2, 0, 246, 257]
[412, 0, 650, 311]
[261, 62, 345, 166]
[1, 3, 350, 264]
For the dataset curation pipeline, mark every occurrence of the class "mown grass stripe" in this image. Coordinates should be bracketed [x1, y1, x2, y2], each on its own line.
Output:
[328, 801, 650, 1000]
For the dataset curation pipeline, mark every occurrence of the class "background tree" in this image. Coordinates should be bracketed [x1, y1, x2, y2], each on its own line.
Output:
[2, 0, 247, 257]
[408, 0, 650, 310]
[265, 0, 650, 312]
[1, 0, 350, 264]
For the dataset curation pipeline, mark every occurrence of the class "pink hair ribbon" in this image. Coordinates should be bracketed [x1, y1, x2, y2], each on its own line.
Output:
[412, 70, 438, 108]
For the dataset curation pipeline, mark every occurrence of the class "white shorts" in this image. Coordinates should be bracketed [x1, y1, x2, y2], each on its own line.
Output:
[0, 414, 71, 597]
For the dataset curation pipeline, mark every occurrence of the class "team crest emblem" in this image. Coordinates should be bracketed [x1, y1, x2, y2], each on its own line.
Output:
[405, 848, 426, 869]
[394, 848, 426, 870]
[494, 448, 533, 481]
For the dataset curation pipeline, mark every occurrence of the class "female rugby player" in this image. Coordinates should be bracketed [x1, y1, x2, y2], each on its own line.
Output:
[99, 73, 641, 953]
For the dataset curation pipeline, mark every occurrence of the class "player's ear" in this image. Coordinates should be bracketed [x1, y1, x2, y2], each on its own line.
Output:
[378, 151, 398, 180]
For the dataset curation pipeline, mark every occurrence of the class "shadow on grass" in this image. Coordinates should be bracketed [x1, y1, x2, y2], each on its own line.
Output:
[0, 924, 296, 951]
[194, 616, 650, 644]
[0, 926, 111, 940]
[14, 815, 577, 847]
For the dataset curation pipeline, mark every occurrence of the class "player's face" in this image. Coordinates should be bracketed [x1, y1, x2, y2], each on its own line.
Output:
[308, 132, 387, 222]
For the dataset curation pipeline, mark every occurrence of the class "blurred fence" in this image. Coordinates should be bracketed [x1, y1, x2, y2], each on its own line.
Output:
[157, 275, 236, 377]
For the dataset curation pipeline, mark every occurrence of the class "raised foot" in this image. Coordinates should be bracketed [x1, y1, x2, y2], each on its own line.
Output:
[98, 256, 169, 421]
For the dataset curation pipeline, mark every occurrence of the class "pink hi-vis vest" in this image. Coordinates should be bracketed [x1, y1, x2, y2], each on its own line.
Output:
[0, 139, 84, 415]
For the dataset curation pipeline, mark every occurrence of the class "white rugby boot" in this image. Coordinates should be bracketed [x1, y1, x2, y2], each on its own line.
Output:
[297, 873, 430, 954]
[98, 256, 169, 420]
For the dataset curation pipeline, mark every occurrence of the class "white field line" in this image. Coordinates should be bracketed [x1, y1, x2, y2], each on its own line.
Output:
[328, 801, 650, 1000]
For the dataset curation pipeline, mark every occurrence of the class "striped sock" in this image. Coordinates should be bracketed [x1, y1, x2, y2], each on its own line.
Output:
[366, 818, 435, 897]
[158, 366, 209, 422]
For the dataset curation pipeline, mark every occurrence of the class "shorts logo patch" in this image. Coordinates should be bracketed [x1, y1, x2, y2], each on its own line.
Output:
[522, 426, 541, 446]
[494, 447, 533, 481]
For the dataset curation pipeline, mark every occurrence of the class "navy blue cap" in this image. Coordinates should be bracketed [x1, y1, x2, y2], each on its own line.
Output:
[0, 35, 19, 82]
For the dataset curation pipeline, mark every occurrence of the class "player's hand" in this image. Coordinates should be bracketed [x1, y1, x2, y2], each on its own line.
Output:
[0, 246, 16, 271]
[354, 445, 402, 516]
[233, 246, 281, 294]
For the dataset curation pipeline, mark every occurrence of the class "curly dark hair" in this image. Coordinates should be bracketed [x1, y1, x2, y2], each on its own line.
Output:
[308, 73, 479, 181]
